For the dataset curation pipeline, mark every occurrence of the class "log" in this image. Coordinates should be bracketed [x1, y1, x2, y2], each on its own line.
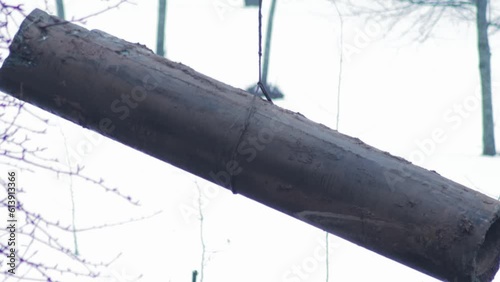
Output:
[1, 9, 499, 282]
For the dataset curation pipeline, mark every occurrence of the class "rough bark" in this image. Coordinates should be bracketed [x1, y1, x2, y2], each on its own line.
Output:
[0, 9, 499, 282]
[476, 0, 496, 156]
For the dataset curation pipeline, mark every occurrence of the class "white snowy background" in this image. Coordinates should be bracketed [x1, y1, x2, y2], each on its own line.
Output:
[0, 0, 499, 281]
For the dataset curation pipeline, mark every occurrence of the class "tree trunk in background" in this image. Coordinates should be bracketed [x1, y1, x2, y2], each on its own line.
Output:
[261, 0, 277, 85]
[56, 0, 65, 19]
[476, 0, 496, 155]
[156, 0, 167, 56]
[1, 9, 500, 282]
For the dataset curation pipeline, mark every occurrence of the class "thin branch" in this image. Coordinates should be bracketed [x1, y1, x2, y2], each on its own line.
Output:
[332, 0, 344, 132]
[71, 0, 134, 23]
[58, 124, 79, 256]
[196, 181, 206, 282]
[0, 2, 147, 280]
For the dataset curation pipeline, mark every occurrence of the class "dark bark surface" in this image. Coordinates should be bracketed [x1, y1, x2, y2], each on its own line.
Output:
[1, 9, 499, 282]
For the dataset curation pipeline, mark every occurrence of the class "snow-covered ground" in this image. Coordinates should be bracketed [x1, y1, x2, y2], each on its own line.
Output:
[1, 0, 499, 281]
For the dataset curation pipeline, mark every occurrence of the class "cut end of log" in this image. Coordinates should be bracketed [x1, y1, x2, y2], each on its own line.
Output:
[475, 216, 500, 281]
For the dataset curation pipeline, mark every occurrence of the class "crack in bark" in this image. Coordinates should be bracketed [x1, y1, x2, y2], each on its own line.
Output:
[228, 96, 258, 194]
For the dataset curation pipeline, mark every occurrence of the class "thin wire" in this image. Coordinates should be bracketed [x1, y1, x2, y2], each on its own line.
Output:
[327, 3, 344, 281]
[332, 0, 344, 131]
[258, 0, 273, 104]
[326, 232, 330, 282]
[259, 0, 263, 86]
[196, 182, 206, 282]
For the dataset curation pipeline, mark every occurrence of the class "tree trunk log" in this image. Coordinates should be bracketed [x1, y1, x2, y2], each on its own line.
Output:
[1, 9, 499, 282]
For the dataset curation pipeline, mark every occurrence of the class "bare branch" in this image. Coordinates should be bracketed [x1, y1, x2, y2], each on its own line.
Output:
[336, 0, 479, 40]
[71, 0, 134, 23]
[0, 1, 148, 280]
